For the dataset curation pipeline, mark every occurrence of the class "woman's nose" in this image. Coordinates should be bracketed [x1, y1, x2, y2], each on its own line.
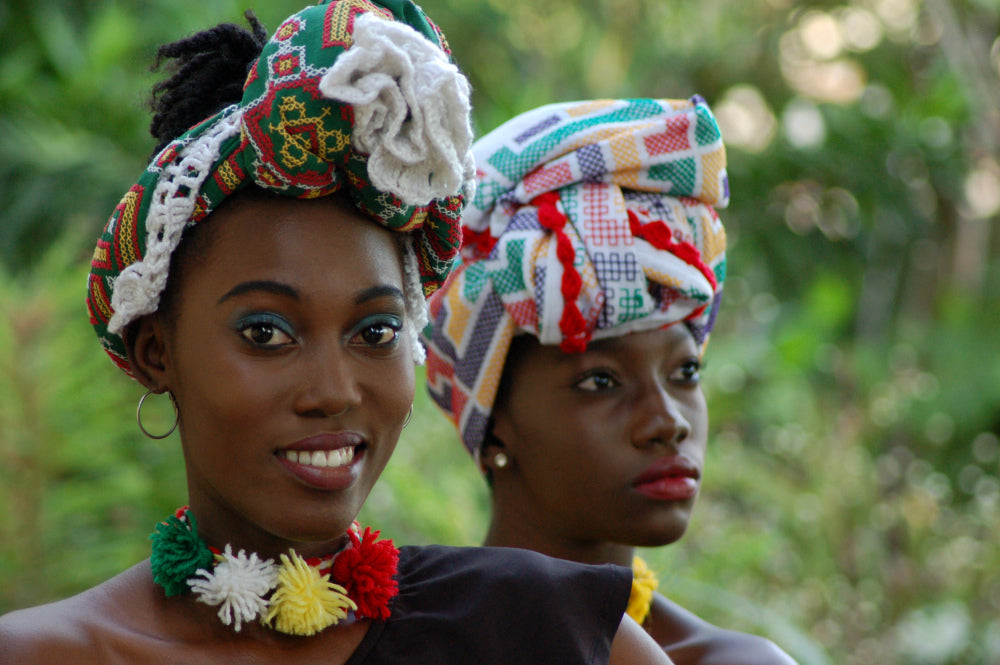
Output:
[293, 344, 362, 418]
[630, 385, 691, 449]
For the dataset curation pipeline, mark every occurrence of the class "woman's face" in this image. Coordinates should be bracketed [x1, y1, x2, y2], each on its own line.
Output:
[134, 192, 414, 554]
[490, 324, 708, 551]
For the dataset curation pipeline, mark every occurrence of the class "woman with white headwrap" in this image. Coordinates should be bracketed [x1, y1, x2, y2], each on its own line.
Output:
[424, 97, 798, 665]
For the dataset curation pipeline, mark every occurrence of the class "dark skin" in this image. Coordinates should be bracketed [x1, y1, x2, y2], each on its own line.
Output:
[485, 328, 798, 665]
[0, 191, 673, 665]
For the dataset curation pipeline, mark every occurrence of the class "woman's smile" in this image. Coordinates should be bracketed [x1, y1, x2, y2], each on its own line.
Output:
[276, 431, 366, 490]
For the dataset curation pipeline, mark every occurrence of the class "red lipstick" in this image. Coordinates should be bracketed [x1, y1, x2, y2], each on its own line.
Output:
[632, 455, 700, 501]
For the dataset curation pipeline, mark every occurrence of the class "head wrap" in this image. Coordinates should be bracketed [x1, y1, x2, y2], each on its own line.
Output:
[88, 0, 474, 375]
[422, 97, 728, 455]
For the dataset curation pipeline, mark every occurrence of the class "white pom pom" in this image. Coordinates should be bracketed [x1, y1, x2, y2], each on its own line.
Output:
[188, 545, 279, 632]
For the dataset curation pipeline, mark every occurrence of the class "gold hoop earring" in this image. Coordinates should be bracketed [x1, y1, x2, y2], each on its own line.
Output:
[137, 390, 179, 440]
[493, 451, 509, 469]
[402, 405, 413, 428]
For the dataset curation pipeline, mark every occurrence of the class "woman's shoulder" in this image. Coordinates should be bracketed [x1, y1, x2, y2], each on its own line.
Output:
[398, 543, 631, 591]
[383, 545, 631, 661]
[0, 561, 159, 665]
[649, 593, 799, 665]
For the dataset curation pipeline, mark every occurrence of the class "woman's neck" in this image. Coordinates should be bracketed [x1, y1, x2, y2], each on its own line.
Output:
[482, 512, 635, 568]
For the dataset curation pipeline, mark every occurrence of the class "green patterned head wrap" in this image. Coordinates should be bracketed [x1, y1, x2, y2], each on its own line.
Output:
[87, 0, 474, 375]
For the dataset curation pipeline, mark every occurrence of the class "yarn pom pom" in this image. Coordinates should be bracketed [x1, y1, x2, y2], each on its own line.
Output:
[318, 13, 474, 206]
[331, 526, 399, 620]
[627, 556, 659, 625]
[150, 511, 215, 597]
[188, 545, 278, 631]
[266, 550, 357, 636]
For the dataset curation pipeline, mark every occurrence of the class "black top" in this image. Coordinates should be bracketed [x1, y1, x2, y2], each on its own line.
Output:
[346, 545, 632, 664]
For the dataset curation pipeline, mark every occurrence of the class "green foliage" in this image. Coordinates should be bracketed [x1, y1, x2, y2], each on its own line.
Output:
[2, 1, 999, 664]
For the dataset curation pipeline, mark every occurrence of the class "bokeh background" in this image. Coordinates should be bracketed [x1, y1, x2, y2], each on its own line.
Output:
[1, 1, 998, 663]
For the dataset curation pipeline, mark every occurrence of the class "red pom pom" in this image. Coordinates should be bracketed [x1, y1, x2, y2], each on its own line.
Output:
[331, 527, 400, 620]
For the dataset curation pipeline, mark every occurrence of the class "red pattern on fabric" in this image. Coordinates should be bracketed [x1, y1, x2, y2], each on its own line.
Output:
[507, 298, 538, 328]
[533, 192, 590, 353]
[274, 17, 302, 41]
[523, 162, 573, 198]
[582, 184, 620, 246]
[644, 115, 691, 156]
[463, 225, 498, 258]
[627, 210, 717, 291]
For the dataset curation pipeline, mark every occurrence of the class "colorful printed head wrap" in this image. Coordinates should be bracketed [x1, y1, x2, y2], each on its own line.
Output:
[88, 0, 474, 375]
[423, 97, 729, 455]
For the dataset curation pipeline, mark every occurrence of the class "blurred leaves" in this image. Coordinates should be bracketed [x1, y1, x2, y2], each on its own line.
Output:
[1, 0, 999, 664]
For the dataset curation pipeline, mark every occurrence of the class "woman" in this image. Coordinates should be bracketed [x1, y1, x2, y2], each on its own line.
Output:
[0, 4, 671, 664]
[423, 98, 799, 664]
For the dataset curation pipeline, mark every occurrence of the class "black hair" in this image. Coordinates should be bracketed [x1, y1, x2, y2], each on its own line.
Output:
[149, 11, 268, 155]
[145, 12, 268, 324]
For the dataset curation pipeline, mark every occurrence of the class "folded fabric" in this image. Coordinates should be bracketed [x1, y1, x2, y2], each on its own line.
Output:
[423, 97, 728, 454]
[88, 0, 474, 375]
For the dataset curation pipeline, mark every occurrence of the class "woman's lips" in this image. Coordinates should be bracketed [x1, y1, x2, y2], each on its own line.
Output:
[632, 455, 700, 501]
[276, 432, 365, 491]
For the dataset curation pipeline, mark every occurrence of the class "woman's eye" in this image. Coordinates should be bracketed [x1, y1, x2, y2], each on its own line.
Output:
[237, 316, 294, 348]
[575, 371, 619, 392]
[671, 360, 702, 384]
[351, 316, 403, 348]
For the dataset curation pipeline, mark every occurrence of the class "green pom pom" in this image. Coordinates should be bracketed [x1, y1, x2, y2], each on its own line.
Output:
[149, 511, 214, 597]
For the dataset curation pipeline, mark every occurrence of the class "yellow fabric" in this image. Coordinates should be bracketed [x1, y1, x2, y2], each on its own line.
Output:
[265, 550, 357, 636]
[626, 556, 659, 625]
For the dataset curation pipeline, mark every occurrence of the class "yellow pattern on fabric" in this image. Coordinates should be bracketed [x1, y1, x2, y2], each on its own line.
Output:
[272, 96, 351, 170]
[265, 550, 356, 636]
[565, 99, 617, 117]
[116, 190, 141, 268]
[609, 123, 655, 191]
[89, 278, 113, 321]
[216, 160, 242, 191]
[325, 0, 392, 47]
[698, 209, 727, 266]
[627, 556, 659, 625]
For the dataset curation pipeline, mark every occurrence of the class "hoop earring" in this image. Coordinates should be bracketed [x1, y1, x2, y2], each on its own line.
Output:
[402, 405, 413, 429]
[137, 390, 179, 440]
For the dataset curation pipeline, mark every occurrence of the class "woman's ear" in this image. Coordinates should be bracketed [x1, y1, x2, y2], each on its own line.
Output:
[480, 422, 513, 475]
[125, 314, 171, 391]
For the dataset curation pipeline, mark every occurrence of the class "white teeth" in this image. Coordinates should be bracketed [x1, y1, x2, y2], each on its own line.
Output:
[284, 447, 355, 468]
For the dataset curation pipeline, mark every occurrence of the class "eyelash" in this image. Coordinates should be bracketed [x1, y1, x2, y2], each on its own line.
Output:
[348, 315, 403, 350]
[237, 313, 295, 348]
[573, 359, 702, 392]
[671, 359, 702, 385]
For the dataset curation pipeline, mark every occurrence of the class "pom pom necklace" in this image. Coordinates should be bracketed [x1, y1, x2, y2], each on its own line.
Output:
[150, 507, 399, 636]
[627, 556, 659, 626]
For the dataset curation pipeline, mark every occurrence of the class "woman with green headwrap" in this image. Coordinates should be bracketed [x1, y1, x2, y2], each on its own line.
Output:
[0, 4, 672, 664]
[424, 98, 799, 664]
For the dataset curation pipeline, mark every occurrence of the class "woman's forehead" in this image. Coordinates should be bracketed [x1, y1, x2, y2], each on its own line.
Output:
[186, 195, 405, 296]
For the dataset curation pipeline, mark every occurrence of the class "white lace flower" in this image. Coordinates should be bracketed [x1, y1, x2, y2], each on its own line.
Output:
[188, 545, 279, 631]
[318, 13, 474, 206]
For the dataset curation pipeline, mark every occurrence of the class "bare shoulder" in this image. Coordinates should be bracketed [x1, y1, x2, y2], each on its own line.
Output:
[650, 594, 799, 665]
[0, 562, 157, 665]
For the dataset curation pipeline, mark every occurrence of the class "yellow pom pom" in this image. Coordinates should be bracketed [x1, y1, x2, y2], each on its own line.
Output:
[626, 556, 659, 625]
[265, 550, 357, 636]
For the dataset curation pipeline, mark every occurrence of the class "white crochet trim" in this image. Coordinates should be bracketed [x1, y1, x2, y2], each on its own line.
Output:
[318, 13, 475, 206]
[107, 108, 243, 335]
[398, 235, 429, 365]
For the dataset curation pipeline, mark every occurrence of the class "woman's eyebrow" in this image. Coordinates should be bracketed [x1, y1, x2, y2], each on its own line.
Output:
[354, 285, 406, 305]
[217, 280, 299, 304]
